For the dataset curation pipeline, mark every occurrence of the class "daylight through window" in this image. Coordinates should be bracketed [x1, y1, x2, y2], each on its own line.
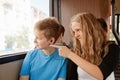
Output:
[0, 0, 49, 55]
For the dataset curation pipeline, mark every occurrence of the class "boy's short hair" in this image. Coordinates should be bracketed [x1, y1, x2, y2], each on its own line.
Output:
[34, 17, 60, 42]
[59, 24, 65, 36]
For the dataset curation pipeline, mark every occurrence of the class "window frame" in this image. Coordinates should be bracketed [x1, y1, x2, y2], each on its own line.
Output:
[0, 0, 60, 64]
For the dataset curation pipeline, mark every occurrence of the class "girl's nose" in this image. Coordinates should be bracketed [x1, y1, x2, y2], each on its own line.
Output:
[74, 32, 79, 38]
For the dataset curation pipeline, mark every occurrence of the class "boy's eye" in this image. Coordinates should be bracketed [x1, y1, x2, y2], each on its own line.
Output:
[35, 37, 42, 40]
[38, 38, 42, 40]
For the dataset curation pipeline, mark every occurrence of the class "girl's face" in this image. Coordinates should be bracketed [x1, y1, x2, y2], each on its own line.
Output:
[71, 22, 83, 44]
[34, 30, 50, 50]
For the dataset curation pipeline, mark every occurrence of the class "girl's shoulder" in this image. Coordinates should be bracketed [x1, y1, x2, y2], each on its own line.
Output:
[108, 41, 120, 53]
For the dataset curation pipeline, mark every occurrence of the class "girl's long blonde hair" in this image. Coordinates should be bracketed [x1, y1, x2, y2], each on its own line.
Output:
[70, 12, 109, 65]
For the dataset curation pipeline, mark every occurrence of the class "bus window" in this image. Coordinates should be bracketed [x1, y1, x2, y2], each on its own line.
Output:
[0, 0, 50, 56]
[110, 14, 120, 41]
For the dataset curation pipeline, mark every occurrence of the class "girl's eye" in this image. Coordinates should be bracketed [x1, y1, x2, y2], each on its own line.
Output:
[76, 29, 79, 32]
[76, 29, 81, 32]
[72, 31, 75, 34]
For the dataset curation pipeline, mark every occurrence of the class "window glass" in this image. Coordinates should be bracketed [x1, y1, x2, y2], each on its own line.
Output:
[0, 0, 49, 56]
[109, 15, 120, 41]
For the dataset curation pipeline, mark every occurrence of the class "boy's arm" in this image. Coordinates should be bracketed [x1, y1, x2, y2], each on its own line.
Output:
[58, 78, 65, 80]
[19, 76, 29, 80]
[58, 59, 67, 79]
[19, 51, 31, 79]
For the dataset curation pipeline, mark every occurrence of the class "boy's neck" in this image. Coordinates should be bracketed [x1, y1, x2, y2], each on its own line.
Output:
[42, 47, 55, 55]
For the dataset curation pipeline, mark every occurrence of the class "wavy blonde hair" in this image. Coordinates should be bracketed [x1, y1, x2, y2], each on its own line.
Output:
[70, 12, 109, 65]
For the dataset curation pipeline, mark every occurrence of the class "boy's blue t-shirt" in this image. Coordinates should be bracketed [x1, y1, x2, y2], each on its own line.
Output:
[20, 48, 66, 80]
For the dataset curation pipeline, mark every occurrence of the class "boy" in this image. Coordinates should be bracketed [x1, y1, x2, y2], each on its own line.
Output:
[19, 17, 66, 80]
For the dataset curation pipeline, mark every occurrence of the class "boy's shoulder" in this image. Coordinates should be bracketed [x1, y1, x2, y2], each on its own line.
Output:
[54, 48, 66, 60]
[27, 48, 39, 54]
[26, 48, 40, 58]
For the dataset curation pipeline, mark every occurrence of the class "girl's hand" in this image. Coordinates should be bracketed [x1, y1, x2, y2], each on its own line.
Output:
[50, 45, 71, 58]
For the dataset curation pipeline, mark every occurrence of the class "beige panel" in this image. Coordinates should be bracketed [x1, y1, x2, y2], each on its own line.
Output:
[0, 60, 23, 80]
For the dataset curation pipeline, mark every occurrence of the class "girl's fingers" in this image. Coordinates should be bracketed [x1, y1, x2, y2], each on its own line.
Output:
[50, 45, 60, 48]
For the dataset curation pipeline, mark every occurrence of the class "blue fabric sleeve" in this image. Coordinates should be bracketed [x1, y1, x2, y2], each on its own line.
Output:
[58, 59, 67, 78]
[20, 51, 31, 76]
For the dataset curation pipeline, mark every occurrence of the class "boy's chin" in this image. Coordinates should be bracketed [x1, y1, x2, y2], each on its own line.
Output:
[38, 46, 51, 50]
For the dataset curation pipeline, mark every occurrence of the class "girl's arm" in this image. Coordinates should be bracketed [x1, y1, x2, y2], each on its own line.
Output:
[68, 51, 103, 80]
[50, 45, 103, 80]
[19, 76, 29, 80]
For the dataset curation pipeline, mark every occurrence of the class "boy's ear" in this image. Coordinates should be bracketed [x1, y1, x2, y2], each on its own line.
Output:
[49, 37, 55, 44]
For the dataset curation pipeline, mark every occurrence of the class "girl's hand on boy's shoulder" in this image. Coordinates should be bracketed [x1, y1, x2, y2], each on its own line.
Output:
[50, 45, 71, 58]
